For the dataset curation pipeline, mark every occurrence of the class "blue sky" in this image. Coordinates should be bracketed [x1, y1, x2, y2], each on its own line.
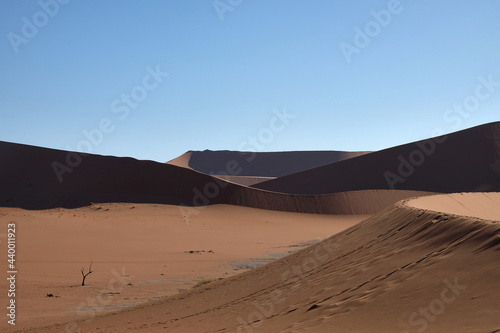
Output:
[1, 0, 499, 162]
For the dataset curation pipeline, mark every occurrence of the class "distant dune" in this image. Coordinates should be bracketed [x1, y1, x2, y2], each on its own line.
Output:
[167, 150, 370, 186]
[255, 122, 500, 194]
[0, 141, 424, 214]
[167, 150, 371, 177]
[31, 192, 500, 332]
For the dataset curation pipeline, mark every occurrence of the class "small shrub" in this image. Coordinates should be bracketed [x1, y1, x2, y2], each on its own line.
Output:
[193, 278, 217, 289]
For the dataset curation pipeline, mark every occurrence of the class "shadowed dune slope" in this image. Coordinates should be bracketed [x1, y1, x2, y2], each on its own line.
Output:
[30, 192, 500, 333]
[255, 122, 500, 194]
[223, 188, 434, 215]
[0, 141, 226, 209]
[0, 141, 425, 214]
[167, 150, 371, 177]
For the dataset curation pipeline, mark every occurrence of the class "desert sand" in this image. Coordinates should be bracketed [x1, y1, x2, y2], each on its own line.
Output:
[16, 193, 500, 333]
[0, 204, 368, 332]
[1, 122, 500, 332]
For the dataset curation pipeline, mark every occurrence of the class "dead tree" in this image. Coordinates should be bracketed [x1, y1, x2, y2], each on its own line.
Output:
[81, 261, 93, 286]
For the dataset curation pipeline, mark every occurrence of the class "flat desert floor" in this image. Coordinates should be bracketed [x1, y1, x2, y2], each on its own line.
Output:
[0, 203, 367, 331]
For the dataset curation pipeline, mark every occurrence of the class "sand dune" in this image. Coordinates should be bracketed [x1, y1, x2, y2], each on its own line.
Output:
[0, 141, 223, 209]
[0, 141, 427, 214]
[29, 192, 500, 332]
[167, 149, 371, 177]
[255, 122, 500, 194]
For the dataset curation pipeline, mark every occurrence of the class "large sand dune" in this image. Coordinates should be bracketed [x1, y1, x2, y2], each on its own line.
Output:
[0, 141, 225, 209]
[255, 122, 500, 194]
[0, 141, 427, 214]
[27, 192, 499, 332]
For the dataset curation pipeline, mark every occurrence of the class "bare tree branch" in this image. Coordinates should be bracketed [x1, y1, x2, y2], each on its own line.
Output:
[81, 261, 93, 286]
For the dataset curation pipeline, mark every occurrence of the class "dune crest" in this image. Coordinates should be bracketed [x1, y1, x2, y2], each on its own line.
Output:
[407, 192, 500, 221]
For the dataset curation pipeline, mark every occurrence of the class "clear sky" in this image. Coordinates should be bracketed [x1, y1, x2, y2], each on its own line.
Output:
[1, 0, 499, 162]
